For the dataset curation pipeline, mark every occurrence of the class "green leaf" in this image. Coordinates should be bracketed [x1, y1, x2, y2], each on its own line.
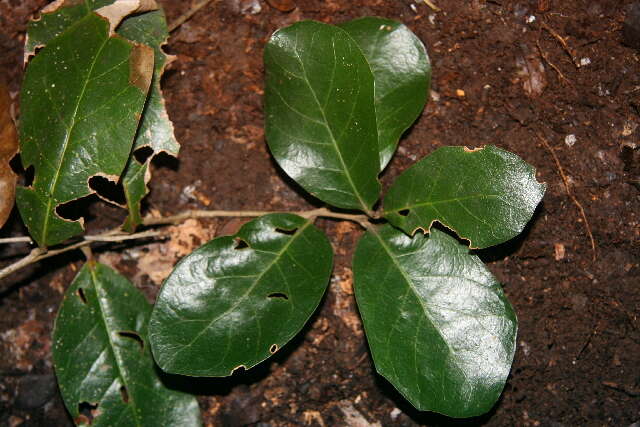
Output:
[149, 213, 333, 376]
[25, 1, 172, 233]
[52, 262, 202, 427]
[383, 145, 545, 249]
[16, 13, 153, 246]
[339, 17, 430, 170]
[117, 9, 178, 231]
[121, 157, 149, 231]
[264, 21, 381, 213]
[25, 0, 116, 58]
[353, 224, 517, 417]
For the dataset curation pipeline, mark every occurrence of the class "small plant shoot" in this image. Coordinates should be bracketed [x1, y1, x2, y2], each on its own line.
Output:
[7, 1, 545, 424]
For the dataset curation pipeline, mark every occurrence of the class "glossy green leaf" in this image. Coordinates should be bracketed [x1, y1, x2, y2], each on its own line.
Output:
[121, 157, 149, 231]
[16, 13, 153, 246]
[149, 213, 333, 376]
[383, 145, 545, 249]
[118, 9, 179, 231]
[339, 17, 430, 170]
[52, 262, 201, 427]
[264, 21, 381, 213]
[26, 2, 176, 232]
[353, 224, 517, 417]
[25, 0, 116, 58]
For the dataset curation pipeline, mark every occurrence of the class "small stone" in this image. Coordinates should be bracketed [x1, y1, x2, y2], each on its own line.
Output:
[554, 243, 565, 260]
[265, 0, 296, 12]
[565, 134, 577, 147]
[579, 57, 591, 66]
[390, 407, 402, 420]
[456, 89, 465, 97]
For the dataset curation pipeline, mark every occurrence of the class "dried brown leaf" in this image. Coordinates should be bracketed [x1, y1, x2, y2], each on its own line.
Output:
[516, 46, 547, 97]
[96, 0, 158, 34]
[0, 84, 18, 228]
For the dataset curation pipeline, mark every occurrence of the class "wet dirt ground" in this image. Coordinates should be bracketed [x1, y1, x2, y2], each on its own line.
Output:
[1, 0, 639, 426]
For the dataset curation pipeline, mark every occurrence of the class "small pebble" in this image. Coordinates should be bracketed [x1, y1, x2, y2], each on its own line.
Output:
[579, 57, 591, 66]
[390, 408, 402, 421]
[565, 134, 577, 147]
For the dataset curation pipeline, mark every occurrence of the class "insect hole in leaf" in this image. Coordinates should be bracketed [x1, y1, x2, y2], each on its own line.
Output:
[117, 331, 144, 351]
[274, 227, 297, 235]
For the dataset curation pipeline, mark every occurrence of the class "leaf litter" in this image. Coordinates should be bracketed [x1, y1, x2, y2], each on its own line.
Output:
[0, 84, 18, 229]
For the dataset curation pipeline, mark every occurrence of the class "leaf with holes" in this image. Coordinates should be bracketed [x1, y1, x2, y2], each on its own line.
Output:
[25, 2, 174, 232]
[149, 213, 333, 376]
[25, 0, 159, 59]
[25, 0, 116, 60]
[117, 8, 178, 231]
[52, 262, 201, 427]
[264, 20, 381, 213]
[0, 84, 18, 229]
[120, 156, 149, 231]
[353, 224, 517, 417]
[339, 17, 431, 171]
[383, 145, 545, 249]
[16, 13, 153, 246]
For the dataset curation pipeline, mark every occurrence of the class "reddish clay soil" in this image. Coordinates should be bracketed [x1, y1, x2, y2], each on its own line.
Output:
[1, 0, 639, 426]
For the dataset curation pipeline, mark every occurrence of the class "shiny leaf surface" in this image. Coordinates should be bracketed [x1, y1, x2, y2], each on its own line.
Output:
[0, 84, 18, 228]
[53, 262, 201, 427]
[340, 17, 430, 170]
[16, 13, 153, 246]
[264, 21, 380, 212]
[383, 145, 545, 248]
[25, 0, 115, 59]
[121, 157, 149, 231]
[118, 9, 178, 231]
[149, 214, 333, 376]
[353, 224, 517, 417]
[26, 2, 174, 232]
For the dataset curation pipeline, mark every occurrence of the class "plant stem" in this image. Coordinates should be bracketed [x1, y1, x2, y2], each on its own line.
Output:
[168, 0, 217, 32]
[0, 207, 371, 282]
[0, 236, 32, 244]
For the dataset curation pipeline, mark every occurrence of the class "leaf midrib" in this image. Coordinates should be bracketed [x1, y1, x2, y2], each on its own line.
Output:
[40, 23, 111, 244]
[292, 30, 371, 213]
[369, 228, 456, 361]
[90, 266, 143, 427]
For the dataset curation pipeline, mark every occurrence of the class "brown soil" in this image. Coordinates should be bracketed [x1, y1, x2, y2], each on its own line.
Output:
[1, 0, 639, 426]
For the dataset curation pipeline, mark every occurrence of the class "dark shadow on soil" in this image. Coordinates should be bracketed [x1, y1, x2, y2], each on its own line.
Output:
[151, 150, 180, 172]
[0, 249, 82, 300]
[472, 203, 544, 263]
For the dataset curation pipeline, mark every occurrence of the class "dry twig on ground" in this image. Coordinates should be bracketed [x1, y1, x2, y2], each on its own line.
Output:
[536, 131, 597, 261]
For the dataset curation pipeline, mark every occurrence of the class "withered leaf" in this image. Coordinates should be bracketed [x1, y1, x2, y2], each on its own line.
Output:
[0, 84, 18, 229]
